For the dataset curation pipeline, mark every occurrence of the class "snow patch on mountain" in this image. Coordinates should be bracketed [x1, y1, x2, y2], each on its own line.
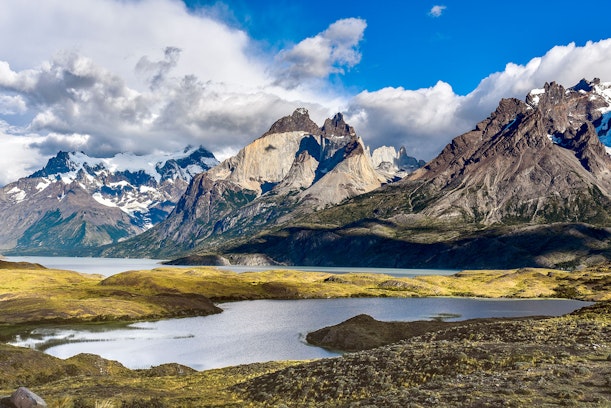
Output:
[6, 145, 220, 230]
[527, 79, 611, 151]
[368, 145, 425, 181]
[7, 186, 26, 203]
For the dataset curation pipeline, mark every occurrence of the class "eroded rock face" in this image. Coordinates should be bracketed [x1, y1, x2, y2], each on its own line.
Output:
[408, 80, 611, 224]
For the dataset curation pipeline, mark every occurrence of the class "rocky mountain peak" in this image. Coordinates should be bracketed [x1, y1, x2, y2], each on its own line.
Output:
[112, 108, 414, 257]
[409, 79, 611, 225]
[571, 77, 600, 93]
[321, 112, 356, 138]
[29, 151, 76, 179]
[262, 108, 321, 137]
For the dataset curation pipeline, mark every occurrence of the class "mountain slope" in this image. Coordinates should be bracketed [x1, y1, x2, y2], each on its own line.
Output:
[213, 79, 611, 269]
[104, 109, 422, 258]
[0, 146, 218, 255]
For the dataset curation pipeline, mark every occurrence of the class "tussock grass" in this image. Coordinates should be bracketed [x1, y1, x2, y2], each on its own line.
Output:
[1, 264, 609, 327]
[0, 261, 609, 406]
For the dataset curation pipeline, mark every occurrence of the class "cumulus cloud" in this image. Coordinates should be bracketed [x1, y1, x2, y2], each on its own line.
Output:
[346, 81, 468, 160]
[1, 0, 611, 189]
[428, 5, 447, 17]
[347, 39, 611, 161]
[0, 50, 331, 163]
[0, 0, 347, 185]
[273, 18, 367, 88]
[0, 122, 47, 185]
[0, 94, 26, 115]
[135, 46, 183, 90]
[0, 0, 267, 91]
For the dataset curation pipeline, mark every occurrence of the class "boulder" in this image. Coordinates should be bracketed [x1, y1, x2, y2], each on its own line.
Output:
[0, 387, 47, 408]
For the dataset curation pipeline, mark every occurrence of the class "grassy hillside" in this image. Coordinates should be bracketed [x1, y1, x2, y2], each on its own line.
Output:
[0, 261, 609, 407]
[1, 263, 609, 327]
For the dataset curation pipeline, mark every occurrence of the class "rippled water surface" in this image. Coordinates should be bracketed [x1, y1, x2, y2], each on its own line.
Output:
[11, 297, 591, 370]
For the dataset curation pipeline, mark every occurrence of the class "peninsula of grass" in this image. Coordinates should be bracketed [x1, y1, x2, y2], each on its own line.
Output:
[0, 261, 609, 407]
[1, 263, 609, 327]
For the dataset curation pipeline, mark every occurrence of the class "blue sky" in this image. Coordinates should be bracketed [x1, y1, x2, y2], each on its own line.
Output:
[185, 0, 611, 94]
[1, 0, 611, 185]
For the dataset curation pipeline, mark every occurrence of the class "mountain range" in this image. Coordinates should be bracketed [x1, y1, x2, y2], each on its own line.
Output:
[3, 79, 611, 269]
[0, 146, 218, 255]
[100, 109, 423, 259]
[167, 79, 611, 269]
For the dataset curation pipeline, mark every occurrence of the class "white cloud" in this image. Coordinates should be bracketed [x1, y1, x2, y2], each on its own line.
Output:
[429, 5, 447, 17]
[0, 94, 26, 115]
[0, 0, 267, 91]
[0, 0, 354, 185]
[1, 0, 611, 190]
[346, 81, 467, 160]
[0, 123, 47, 185]
[273, 18, 367, 88]
[347, 39, 611, 161]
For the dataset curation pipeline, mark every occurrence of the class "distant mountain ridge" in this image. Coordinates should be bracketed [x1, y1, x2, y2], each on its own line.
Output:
[190, 79, 611, 269]
[0, 146, 218, 254]
[102, 109, 424, 258]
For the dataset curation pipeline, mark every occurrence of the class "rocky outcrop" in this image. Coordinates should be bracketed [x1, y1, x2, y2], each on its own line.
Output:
[0, 387, 47, 408]
[306, 313, 544, 352]
[106, 109, 402, 258]
[261, 107, 320, 136]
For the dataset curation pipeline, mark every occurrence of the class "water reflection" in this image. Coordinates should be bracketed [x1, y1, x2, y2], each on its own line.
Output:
[10, 297, 591, 370]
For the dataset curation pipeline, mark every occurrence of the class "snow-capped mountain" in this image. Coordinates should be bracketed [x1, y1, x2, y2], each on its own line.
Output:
[526, 78, 611, 151]
[103, 109, 426, 258]
[0, 146, 218, 254]
[24, 146, 219, 228]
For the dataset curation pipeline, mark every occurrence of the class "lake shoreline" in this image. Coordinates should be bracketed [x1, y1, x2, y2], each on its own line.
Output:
[0, 260, 609, 406]
[1, 302, 608, 407]
[0, 261, 609, 328]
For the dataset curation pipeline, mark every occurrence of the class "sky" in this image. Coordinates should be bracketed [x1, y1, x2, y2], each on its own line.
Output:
[2, 0, 611, 186]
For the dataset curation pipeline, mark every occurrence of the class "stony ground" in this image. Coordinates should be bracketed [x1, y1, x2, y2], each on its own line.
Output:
[235, 302, 611, 407]
[0, 261, 609, 407]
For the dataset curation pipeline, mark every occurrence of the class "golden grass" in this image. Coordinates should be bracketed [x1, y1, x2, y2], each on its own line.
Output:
[0, 342, 300, 407]
[0, 262, 609, 407]
[0, 264, 609, 327]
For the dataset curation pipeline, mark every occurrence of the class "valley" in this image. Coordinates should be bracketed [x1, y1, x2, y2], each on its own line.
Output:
[0, 259, 609, 407]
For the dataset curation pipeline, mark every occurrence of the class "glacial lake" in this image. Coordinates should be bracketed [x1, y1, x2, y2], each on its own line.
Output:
[4, 256, 592, 370]
[10, 297, 591, 371]
[4, 256, 460, 277]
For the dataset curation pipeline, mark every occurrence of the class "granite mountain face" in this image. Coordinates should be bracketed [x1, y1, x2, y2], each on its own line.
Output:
[210, 79, 611, 269]
[6, 79, 611, 268]
[105, 109, 422, 258]
[0, 146, 218, 255]
[406, 79, 611, 224]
